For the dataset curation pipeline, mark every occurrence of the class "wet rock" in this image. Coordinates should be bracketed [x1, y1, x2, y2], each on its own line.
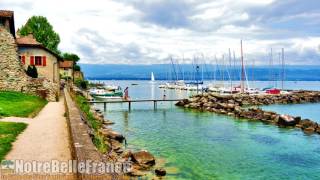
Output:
[131, 150, 156, 169]
[176, 99, 189, 106]
[128, 168, 147, 176]
[278, 115, 296, 126]
[103, 120, 115, 126]
[155, 168, 166, 176]
[110, 139, 123, 153]
[303, 127, 316, 134]
[299, 119, 318, 130]
[99, 129, 125, 143]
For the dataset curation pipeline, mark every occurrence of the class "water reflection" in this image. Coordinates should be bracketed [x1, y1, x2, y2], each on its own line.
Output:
[122, 111, 129, 133]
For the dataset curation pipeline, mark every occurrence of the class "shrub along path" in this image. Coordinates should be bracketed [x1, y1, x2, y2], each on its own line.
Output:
[1, 96, 72, 162]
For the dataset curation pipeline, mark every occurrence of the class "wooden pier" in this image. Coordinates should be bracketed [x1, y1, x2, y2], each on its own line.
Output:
[89, 99, 185, 111]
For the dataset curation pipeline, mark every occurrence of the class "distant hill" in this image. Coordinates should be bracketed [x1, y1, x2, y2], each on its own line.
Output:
[79, 64, 320, 81]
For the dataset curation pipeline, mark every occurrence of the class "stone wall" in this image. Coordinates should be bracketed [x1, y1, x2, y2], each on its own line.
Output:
[0, 27, 58, 101]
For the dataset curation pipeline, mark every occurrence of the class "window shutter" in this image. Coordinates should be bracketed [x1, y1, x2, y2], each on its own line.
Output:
[22, 56, 25, 65]
[42, 56, 46, 66]
[30, 56, 34, 65]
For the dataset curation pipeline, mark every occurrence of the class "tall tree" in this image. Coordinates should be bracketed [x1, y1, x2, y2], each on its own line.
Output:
[63, 53, 80, 62]
[19, 16, 61, 55]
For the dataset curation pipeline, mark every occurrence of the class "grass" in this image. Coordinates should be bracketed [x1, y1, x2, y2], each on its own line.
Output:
[74, 95, 109, 153]
[0, 121, 27, 160]
[0, 91, 48, 118]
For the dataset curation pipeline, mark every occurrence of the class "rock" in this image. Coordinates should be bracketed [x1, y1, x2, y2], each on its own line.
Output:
[127, 168, 147, 176]
[103, 120, 115, 126]
[294, 116, 301, 124]
[303, 127, 316, 134]
[155, 168, 166, 176]
[278, 114, 296, 126]
[99, 129, 125, 143]
[299, 119, 318, 130]
[131, 150, 156, 169]
[121, 150, 133, 159]
[110, 139, 123, 153]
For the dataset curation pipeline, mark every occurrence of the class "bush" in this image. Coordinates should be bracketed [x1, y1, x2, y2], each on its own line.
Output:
[75, 79, 88, 90]
[26, 65, 38, 78]
[74, 64, 81, 71]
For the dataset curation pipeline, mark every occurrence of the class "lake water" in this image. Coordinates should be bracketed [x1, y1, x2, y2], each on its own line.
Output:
[92, 81, 320, 179]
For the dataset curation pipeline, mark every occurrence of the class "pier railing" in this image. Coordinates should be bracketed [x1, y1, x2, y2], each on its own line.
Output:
[88, 99, 185, 111]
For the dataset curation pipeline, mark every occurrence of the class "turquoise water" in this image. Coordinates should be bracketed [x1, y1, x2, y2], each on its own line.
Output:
[93, 81, 320, 179]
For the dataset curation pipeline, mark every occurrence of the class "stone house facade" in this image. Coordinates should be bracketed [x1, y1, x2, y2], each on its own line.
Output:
[0, 10, 59, 101]
[59, 60, 74, 79]
[16, 34, 61, 83]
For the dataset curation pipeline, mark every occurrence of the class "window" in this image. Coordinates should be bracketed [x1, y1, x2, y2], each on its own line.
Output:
[19, 56, 25, 65]
[35, 56, 42, 66]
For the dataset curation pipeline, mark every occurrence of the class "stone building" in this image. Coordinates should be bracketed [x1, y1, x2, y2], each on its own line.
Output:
[59, 60, 74, 79]
[0, 10, 58, 101]
[0, 10, 15, 38]
[16, 34, 61, 83]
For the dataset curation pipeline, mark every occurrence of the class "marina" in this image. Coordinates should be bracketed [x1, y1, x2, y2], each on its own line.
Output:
[94, 80, 320, 179]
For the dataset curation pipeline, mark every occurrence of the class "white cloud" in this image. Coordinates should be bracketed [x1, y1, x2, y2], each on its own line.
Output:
[1, 0, 319, 65]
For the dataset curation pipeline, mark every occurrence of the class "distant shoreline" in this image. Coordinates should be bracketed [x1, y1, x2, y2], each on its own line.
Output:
[85, 79, 320, 81]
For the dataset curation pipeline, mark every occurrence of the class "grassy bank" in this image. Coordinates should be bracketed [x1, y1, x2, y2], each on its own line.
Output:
[0, 122, 27, 160]
[0, 91, 47, 117]
[74, 94, 109, 153]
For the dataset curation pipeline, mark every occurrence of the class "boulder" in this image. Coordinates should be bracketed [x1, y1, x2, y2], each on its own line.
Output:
[99, 129, 125, 143]
[131, 150, 156, 169]
[155, 168, 166, 177]
[176, 99, 189, 106]
[303, 127, 316, 134]
[278, 115, 296, 126]
[299, 119, 318, 130]
[103, 120, 115, 126]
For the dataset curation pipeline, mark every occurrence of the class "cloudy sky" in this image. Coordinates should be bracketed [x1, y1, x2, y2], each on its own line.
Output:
[1, 0, 320, 65]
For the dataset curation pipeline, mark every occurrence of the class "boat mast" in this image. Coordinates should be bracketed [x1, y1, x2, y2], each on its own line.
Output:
[240, 40, 245, 93]
[170, 56, 178, 81]
[252, 59, 255, 88]
[228, 48, 233, 93]
[281, 48, 285, 90]
[222, 54, 225, 88]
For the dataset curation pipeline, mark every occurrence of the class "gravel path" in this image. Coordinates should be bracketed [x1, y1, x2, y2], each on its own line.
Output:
[4, 96, 72, 161]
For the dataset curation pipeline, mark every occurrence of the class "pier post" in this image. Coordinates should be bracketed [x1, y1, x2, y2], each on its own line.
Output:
[128, 102, 131, 111]
[154, 101, 157, 110]
[104, 102, 106, 111]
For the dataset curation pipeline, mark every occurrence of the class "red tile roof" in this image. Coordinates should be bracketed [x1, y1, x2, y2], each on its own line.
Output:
[16, 34, 62, 60]
[16, 34, 42, 46]
[59, 60, 74, 68]
[0, 10, 13, 18]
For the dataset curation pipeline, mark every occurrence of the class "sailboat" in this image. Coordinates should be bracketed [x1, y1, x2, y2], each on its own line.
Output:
[150, 72, 155, 84]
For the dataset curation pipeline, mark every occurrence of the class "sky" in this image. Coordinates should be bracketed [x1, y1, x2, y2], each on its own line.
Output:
[1, 0, 320, 65]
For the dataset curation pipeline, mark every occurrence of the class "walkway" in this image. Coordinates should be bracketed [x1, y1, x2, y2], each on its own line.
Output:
[2, 96, 72, 162]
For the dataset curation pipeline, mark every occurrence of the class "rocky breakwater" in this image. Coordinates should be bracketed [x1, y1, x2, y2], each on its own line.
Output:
[73, 87, 163, 178]
[176, 91, 320, 135]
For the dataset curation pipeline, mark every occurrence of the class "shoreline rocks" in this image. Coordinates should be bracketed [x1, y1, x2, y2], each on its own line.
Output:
[176, 91, 320, 135]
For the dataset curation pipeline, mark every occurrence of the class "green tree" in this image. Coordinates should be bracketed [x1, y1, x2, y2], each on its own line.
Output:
[74, 64, 81, 71]
[19, 16, 61, 55]
[63, 53, 80, 62]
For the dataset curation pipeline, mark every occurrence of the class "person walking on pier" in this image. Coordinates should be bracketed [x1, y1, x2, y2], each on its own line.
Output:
[124, 87, 129, 100]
